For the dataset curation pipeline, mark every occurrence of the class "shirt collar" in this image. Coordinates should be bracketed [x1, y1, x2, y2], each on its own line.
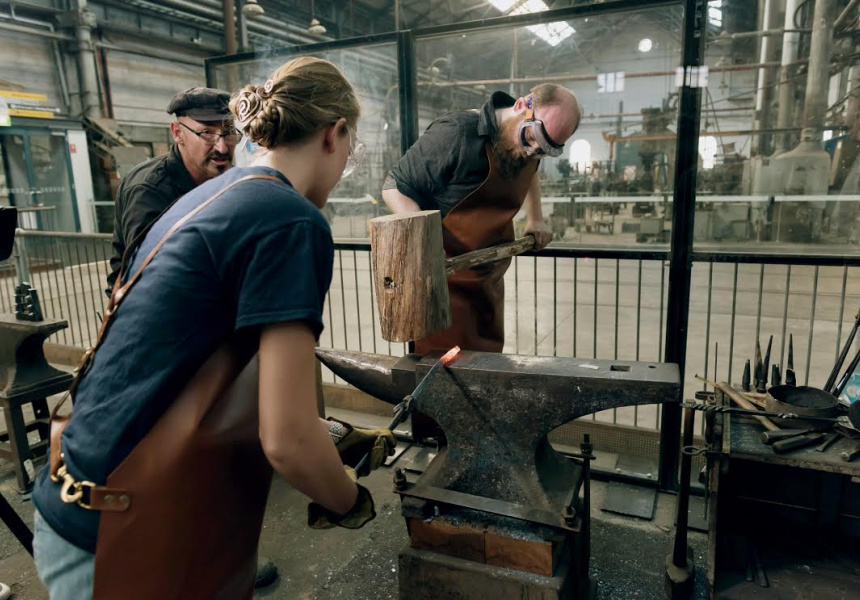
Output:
[477, 91, 516, 139]
[166, 144, 198, 193]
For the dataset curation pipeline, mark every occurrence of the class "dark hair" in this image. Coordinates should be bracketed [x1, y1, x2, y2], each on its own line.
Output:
[230, 57, 360, 149]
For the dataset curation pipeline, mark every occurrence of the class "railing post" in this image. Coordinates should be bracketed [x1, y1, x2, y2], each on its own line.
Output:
[13, 230, 31, 286]
[659, 0, 706, 492]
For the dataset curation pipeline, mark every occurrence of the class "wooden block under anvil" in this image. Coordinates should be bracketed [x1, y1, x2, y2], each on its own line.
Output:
[400, 512, 590, 600]
[0, 314, 72, 398]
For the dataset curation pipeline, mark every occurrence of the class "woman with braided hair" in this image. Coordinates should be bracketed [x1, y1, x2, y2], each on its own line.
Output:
[32, 56, 394, 599]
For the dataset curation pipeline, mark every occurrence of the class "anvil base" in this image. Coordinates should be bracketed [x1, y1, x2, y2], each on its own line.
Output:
[399, 546, 594, 600]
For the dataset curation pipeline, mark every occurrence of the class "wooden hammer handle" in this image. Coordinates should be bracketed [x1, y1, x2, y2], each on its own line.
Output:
[714, 381, 780, 432]
[446, 236, 536, 276]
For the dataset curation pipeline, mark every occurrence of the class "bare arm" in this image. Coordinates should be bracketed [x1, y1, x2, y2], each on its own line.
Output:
[381, 186, 421, 214]
[523, 174, 552, 249]
[258, 322, 358, 515]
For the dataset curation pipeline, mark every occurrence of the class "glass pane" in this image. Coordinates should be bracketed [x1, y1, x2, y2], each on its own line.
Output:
[29, 133, 77, 232]
[696, 0, 860, 255]
[414, 4, 685, 248]
[209, 43, 401, 239]
[0, 134, 32, 218]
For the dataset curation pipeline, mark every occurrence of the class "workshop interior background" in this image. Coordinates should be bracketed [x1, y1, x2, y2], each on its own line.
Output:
[1, 0, 860, 598]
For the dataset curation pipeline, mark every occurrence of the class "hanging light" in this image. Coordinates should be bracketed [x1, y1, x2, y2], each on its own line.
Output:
[308, 17, 326, 34]
[308, 0, 326, 34]
[242, 0, 265, 17]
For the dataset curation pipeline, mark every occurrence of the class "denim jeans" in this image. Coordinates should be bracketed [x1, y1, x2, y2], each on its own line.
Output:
[33, 510, 94, 600]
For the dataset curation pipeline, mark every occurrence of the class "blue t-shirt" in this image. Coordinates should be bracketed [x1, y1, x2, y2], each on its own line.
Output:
[33, 166, 334, 552]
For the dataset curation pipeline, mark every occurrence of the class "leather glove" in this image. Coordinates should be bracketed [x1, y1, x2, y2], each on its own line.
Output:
[308, 467, 376, 530]
[328, 418, 396, 477]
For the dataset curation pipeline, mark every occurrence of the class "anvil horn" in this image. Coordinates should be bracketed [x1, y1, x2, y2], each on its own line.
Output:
[315, 348, 418, 406]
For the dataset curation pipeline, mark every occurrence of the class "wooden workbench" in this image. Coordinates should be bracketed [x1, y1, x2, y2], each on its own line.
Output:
[705, 394, 860, 599]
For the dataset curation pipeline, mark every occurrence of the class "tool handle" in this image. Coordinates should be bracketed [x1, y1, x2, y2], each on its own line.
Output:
[353, 396, 414, 476]
[772, 433, 825, 454]
[446, 236, 535, 276]
[714, 381, 780, 432]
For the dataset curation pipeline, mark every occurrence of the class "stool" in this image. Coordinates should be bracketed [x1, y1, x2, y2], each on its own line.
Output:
[0, 314, 73, 493]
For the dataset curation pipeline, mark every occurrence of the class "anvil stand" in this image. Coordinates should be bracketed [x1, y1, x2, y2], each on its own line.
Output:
[0, 285, 73, 555]
[394, 436, 596, 600]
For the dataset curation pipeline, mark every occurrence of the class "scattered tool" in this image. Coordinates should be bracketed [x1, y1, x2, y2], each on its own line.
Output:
[694, 376, 779, 432]
[681, 402, 851, 426]
[832, 342, 860, 400]
[761, 336, 773, 393]
[772, 432, 826, 454]
[766, 385, 840, 427]
[761, 428, 816, 445]
[369, 211, 538, 342]
[771, 364, 781, 387]
[815, 432, 840, 452]
[754, 341, 764, 393]
[840, 444, 860, 463]
[742, 360, 751, 392]
[354, 346, 461, 475]
[824, 306, 860, 393]
[786, 335, 796, 387]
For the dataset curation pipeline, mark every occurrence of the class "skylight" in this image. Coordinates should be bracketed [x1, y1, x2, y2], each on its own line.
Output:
[488, 0, 575, 47]
[708, 0, 723, 27]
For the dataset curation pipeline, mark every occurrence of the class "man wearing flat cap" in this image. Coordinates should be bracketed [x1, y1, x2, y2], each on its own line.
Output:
[106, 86, 239, 293]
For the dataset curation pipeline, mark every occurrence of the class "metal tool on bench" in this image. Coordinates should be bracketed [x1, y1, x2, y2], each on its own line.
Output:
[679, 403, 856, 428]
[824, 305, 860, 394]
[368, 210, 538, 342]
[353, 346, 461, 475]
[786, 335, 797, 387]
[318, 348, 679, 531]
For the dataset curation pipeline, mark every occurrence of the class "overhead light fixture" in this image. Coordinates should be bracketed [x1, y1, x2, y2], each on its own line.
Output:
[308, 18, 326, 34]
[308, 0, 326, 34]
[638, 38, 652, 52]
[242, 0, 265, 17]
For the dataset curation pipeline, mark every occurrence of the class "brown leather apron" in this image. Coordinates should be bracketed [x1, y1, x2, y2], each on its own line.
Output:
[49, 174, 282, 599]
[415, 143, 537, 354]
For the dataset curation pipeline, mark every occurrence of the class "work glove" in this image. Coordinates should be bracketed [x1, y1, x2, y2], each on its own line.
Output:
[308, 467, 377, 530]
[328, 417, 396, 477]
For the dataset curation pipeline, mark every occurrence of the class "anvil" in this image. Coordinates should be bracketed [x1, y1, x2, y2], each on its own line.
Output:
[317, 349, 679, 530]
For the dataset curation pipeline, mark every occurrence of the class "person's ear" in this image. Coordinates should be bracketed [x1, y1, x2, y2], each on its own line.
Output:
[323, 118, 347, 155]
[170, 121, 183, 145]
[513, 96, 528, 111]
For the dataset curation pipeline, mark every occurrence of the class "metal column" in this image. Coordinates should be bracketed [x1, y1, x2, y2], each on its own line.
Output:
[71, 0, 101, 119]
[397, 30, 419, 153]
[659, 0, 707, 491]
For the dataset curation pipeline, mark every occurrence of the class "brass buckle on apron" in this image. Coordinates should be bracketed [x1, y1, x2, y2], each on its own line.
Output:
[56, 464, 97, 509]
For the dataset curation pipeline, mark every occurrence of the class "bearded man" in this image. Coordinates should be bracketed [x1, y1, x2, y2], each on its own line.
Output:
[382, 84, 581, 355]
[106, 87, 238, 294]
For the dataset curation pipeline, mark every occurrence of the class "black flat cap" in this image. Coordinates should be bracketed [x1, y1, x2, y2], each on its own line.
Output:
[167, 87, 231, 121]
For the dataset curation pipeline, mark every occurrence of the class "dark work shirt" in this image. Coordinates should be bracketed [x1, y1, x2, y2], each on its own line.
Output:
[33, 166, 334, 552]
[388, 91, 515, 217]
[107, 144, 197, 294]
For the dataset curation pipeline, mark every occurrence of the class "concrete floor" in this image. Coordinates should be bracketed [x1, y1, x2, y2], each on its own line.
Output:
[0, 460, 708, 600]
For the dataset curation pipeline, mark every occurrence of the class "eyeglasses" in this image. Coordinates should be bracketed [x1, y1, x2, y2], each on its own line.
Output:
[517, 94, 565, 158]
[178, 122, 241, 146]
[342, 125, 367, 179]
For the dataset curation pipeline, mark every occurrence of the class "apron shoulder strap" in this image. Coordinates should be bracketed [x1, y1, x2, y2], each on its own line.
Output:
[54, 173, 283, 416]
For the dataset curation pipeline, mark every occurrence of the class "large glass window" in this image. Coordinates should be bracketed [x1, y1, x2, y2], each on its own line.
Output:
[209, 43, 400, 239]
[696, 0, 860, 254]
[414, 5, 685, 248]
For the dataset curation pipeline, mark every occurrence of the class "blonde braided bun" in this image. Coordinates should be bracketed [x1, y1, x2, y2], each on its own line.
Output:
[229, 57, 359, 149]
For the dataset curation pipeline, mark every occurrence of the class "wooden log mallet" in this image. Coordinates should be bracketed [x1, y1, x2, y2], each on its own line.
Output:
[369, 210, 536, 343]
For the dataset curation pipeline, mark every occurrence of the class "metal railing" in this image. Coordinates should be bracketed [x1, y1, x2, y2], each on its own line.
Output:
[3, 231, 859, 439]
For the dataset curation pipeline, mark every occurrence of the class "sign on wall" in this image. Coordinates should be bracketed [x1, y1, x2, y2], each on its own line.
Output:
[0, 90, 61, 120]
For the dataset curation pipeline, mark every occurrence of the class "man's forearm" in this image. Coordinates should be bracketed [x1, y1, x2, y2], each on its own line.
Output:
[381, 187, 421, 213]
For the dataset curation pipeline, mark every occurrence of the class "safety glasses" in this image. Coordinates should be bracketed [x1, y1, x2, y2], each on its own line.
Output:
[517, 94, 565, 158]
[342, 125, 367, 179]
